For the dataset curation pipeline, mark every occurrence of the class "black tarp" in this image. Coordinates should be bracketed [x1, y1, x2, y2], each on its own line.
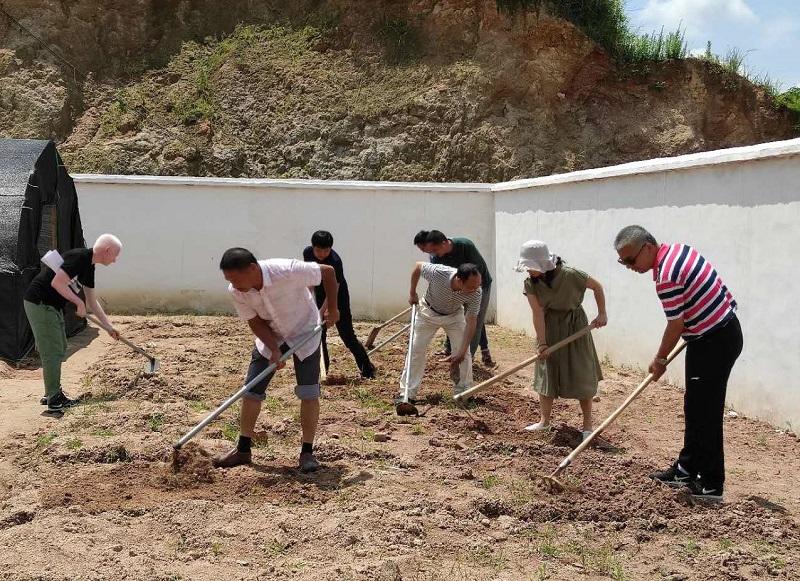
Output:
[0, 139, 86, 362]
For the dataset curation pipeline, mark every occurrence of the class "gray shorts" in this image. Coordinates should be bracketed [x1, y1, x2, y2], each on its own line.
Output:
[244, 343, 321, 401]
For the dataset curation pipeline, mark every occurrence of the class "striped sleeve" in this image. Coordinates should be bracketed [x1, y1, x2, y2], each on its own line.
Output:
[465, 287, 482, 316]
[656, 244, 692, 320]
[420, 262, 437, 282]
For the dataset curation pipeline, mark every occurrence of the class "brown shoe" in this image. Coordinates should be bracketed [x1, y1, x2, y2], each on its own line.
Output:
[212, 447, 252, 468]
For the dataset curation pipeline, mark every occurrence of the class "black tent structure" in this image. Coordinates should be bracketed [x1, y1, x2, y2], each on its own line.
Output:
[0, 139, 87, 362]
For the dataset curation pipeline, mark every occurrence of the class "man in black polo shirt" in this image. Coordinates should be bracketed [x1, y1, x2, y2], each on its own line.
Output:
[426, 230, 495, 367]
[23, 234, 123, 411]
[303, 231, 376, 379]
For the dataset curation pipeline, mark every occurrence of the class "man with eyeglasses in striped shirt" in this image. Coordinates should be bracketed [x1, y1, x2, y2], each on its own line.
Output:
[615, 225, 743, 502]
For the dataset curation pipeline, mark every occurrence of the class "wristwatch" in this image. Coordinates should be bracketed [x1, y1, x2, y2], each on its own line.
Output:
[655, 357, 669, 366]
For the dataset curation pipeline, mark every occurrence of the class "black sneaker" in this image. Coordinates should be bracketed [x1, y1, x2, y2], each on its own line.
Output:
[299, 452, 321, 473]
[360, 362, 377, 379]
[650, 463, 693, 488]
[47, 391, 79, 412]
[688, 480, 724, 503]
[40, 396, 48, 405]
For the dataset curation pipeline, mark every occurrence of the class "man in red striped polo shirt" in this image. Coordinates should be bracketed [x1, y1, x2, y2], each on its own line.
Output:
[615, 225, 743, 502]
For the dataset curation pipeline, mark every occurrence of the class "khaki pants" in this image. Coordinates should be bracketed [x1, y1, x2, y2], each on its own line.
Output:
[399, 303, 473, 400]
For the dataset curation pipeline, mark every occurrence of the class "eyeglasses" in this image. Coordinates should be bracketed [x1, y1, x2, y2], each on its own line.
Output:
[618, 244, 646, 266]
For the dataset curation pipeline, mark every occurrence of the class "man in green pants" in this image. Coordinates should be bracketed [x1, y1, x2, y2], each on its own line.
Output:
[23, 234, 123, 411]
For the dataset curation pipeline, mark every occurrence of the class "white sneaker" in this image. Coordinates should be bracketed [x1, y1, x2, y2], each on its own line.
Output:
[524, 421, 551, 432]
[582, 430, 594, 442]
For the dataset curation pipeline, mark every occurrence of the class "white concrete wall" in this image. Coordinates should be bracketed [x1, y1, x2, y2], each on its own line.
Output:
[492, 138, 800, 431]
[74, 176, 495, 320]
[73, 137, 800, 429]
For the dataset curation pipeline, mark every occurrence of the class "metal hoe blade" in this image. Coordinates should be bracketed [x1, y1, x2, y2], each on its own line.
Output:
[144, 358, 159, 376]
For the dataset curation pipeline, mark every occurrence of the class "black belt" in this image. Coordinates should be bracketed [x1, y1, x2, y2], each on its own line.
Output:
[425, 302, 454, 316]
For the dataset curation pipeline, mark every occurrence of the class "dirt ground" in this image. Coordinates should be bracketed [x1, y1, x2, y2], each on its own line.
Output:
[0, 316, 798, 581]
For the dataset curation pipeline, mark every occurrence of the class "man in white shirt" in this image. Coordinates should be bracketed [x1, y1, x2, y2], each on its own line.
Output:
[214, 248, 339, 472]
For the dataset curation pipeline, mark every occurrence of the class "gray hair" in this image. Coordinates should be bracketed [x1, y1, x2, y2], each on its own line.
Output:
[614, 225, 657, 250]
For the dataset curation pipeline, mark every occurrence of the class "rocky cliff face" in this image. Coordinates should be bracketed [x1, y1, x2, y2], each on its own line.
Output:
[0, 0, 795, 180]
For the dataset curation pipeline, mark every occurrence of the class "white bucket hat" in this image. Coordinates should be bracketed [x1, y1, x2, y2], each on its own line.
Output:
[514, 240, 557, 273]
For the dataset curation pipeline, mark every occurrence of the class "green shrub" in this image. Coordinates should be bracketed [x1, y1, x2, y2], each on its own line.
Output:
[377, 18, 422, 64]
[496, 1, 685, 63]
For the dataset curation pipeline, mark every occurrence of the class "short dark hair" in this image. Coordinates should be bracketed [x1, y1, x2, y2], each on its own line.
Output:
[311, 230, 334, 248]
[219, 247, 257, 270]
[426, 230, 447, 245]
[413, 230, 430, 245]
[456, 263, 480, 281]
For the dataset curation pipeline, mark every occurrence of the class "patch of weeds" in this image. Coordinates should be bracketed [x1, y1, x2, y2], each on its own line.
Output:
[188, 400, 208, 412]
[65, 438, 83, 451]
[682, 538, 701, 558]
[481, 474, 501, 489]
[288, 560, 307, 571]
[497, 1, 687, 64]
[755, 434, 768, 447]
[264, 539, 290, 558]
[536, 562, 550, 580]
[580, 545, 627, 578]
[767, 555, 787, 570]
[360, 429, 376, 442]
[221, 421, 239, 442]
[176, 533, 189, 553]
[469, 547, 508, 571]
[353, 387, 393, 412]
[36, 433, 57, 449]
[210, 540, 222, 556]
[98, 89, 143, 136]
[610, 562, 628, 581]
[536, 525, 560, 558]
[334, 486, 357, 506]
[411, 423, 425, 435]
[91, 428, 114, 438]
[719, 538, 734, 550]
[617, 26, 687, 63]
[507, 478, 538, 505]
[101, 445, 132, 463]
[149, 413, 165, 432]
[776, 88, 800, 129]
[496, 443, 517, 456]
[263, 396, 286, 413]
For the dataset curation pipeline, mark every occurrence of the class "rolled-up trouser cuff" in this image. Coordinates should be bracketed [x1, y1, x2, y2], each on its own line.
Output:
[243, 390, 268, 401]
[295, 383, 321, 400]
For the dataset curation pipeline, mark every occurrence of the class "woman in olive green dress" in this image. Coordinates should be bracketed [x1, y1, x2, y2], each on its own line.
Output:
[516, 240, 607, 441]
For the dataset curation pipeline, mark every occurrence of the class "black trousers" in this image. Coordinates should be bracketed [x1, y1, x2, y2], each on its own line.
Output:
[321, 302, 373, 375]
[678, 315, 743, 488]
